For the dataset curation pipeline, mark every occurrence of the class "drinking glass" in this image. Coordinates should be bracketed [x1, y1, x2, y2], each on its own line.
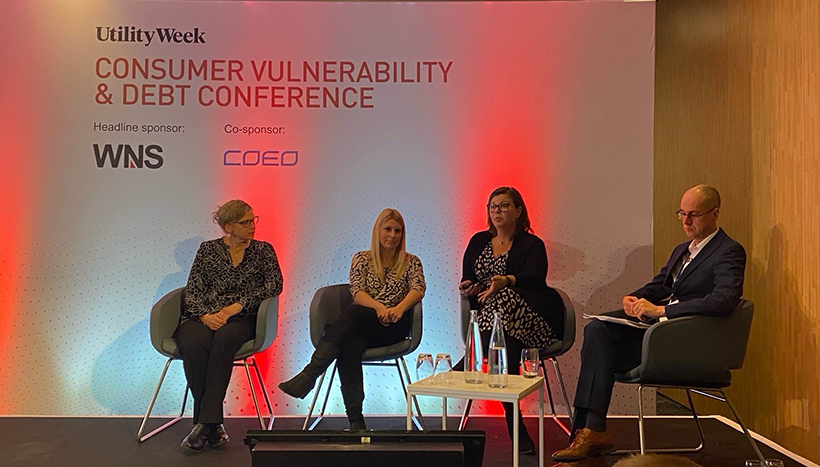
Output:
[745, 461, 764, 467]
[521, 348, 540, 378]
[415, 353, 434, 383]
[434, 353, 453, 385]
[765, 460, 784, 467]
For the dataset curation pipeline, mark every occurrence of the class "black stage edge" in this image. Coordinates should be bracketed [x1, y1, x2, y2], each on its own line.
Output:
[3, 416, 809, 467]
[244, 430, 485, 466]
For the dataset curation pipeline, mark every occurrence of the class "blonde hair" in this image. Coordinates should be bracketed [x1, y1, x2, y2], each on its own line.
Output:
[370, 208, 408, 280]
[213, 199, 252, 231]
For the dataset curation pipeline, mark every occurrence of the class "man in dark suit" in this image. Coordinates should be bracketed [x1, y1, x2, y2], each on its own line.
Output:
[552, 185, 747, 463]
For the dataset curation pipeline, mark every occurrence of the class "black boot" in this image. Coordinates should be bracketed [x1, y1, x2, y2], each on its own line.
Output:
[504, 402, 535, 455]
[349, 419, 367, 431]
[181, 423, 210, 451]
[341, 384, 366, 431]
[279, 341, 339, 399]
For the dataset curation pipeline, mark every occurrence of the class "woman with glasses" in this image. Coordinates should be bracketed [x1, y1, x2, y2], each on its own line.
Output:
[457, 186, 563, 455]
[176, 199, 283, 450]
[279, 208, 425, 430]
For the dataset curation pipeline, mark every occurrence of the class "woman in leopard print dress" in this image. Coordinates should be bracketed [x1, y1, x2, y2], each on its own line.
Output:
[458, 187, 564, 455]
[279, 208, 425, 430]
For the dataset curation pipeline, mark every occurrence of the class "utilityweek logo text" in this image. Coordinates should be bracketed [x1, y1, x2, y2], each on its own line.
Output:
[95, 26, 205, 46]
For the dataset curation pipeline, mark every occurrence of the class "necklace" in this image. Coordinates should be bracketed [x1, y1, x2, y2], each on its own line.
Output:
[495, 236, 511, 246]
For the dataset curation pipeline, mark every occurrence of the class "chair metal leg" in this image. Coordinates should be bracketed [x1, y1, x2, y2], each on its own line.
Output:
[540, 358, 572, 435]
[302, 365, 329, 430]
[459, 399, 472, 431]
[399, 357, 425, 430]
[243, 359, 266, 429]
[301, 357, 425, 431]
[638, 385, 646, 453]
[542, 361, 558, 417]
[314, 366, 336, 425]
[552, 358, 574, 421]
[252, 361, 275, 430]
[721, 389, 766, 462]
[138, 358, 188, 442]
[305, 363, 336, 431]
[614, 385, 711, 455]
[247, 357, 275, 430]
[685, 389, 705, 452]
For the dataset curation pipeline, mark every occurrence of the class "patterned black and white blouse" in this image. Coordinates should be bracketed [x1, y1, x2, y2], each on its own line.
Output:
[349, 251, 426, 308]
[183, 238, 283, 323]
[473, 243, 557, 349]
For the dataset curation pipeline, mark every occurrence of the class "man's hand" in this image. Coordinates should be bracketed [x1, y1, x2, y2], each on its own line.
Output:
[633, 298, 666, 321]
[623, 296, 640, 316]
[201, 312, 227, 331]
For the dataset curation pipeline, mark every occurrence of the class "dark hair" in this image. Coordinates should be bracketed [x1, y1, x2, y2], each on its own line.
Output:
[486, 186, 532, 236]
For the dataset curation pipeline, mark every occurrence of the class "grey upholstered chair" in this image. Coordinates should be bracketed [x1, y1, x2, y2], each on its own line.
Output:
[457, 287, 576, 434]
[301, 284, 425, 430]
[137, 287, 278, 442]
[613, 299, 765, 462]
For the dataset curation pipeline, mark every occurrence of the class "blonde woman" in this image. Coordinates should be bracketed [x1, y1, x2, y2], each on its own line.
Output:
[279, 208, 425, 430]
[176, 200, 283, 450]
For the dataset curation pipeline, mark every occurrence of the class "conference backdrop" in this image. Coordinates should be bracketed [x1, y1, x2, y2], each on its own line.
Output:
[0, 0, 656, 418]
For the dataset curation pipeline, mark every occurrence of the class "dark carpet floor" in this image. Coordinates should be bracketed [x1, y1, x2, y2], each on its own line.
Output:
[3, 416, 806, 467]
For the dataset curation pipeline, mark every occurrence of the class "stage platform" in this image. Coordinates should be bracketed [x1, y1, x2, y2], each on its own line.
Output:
[3, 415, 811, 467]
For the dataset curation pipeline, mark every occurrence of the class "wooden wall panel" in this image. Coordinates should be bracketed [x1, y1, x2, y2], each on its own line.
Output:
[655, 0, 820, 461]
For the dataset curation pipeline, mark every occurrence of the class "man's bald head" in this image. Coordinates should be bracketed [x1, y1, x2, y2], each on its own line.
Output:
[686, 184, 721, 211]
[679, 185, 721, 242]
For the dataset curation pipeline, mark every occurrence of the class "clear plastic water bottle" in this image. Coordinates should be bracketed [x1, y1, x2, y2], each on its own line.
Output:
[464, 309, 484, 384]
[488, 312, 508, 388]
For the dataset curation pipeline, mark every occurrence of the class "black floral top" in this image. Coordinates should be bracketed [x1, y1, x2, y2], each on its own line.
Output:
[349, 251, 426, 308]
[183, 238, 283, 323]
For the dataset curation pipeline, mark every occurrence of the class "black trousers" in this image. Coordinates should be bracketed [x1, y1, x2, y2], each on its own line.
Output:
[322, 304, 411, 419]
[175, 315, 256, 424]
[571, 319, 645, 432]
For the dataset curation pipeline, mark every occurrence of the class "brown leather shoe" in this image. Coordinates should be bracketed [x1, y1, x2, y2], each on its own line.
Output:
[551, 428, 616, 462]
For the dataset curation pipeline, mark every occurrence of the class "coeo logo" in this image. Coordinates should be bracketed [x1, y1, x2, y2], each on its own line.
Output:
[223, 150, 299, 166]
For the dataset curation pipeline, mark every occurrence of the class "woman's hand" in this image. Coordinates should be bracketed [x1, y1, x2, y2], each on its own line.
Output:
[375, 304, 391, 326]
[201, 312, 227, 331]
[477, 275, 508, 303]
[386, 306, 404, 324]
[218, 303, 243, 319]
[459, 280, 482, 296]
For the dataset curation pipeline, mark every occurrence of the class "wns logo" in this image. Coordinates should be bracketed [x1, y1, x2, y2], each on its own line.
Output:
[94, 144, 164, 169]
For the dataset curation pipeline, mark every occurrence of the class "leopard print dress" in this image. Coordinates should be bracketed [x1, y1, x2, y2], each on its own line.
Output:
[349, 251, 426, 306]
[474, 242, 557, 349]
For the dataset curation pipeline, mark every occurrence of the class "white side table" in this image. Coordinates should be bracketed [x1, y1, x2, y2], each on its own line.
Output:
[406, 371, 545, 467]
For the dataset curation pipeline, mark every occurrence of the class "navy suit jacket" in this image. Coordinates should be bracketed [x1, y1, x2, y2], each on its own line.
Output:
[630, 228, 746, 319]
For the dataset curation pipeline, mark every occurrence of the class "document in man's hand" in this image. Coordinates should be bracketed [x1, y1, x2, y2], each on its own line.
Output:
[582, 313, 653, 329]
